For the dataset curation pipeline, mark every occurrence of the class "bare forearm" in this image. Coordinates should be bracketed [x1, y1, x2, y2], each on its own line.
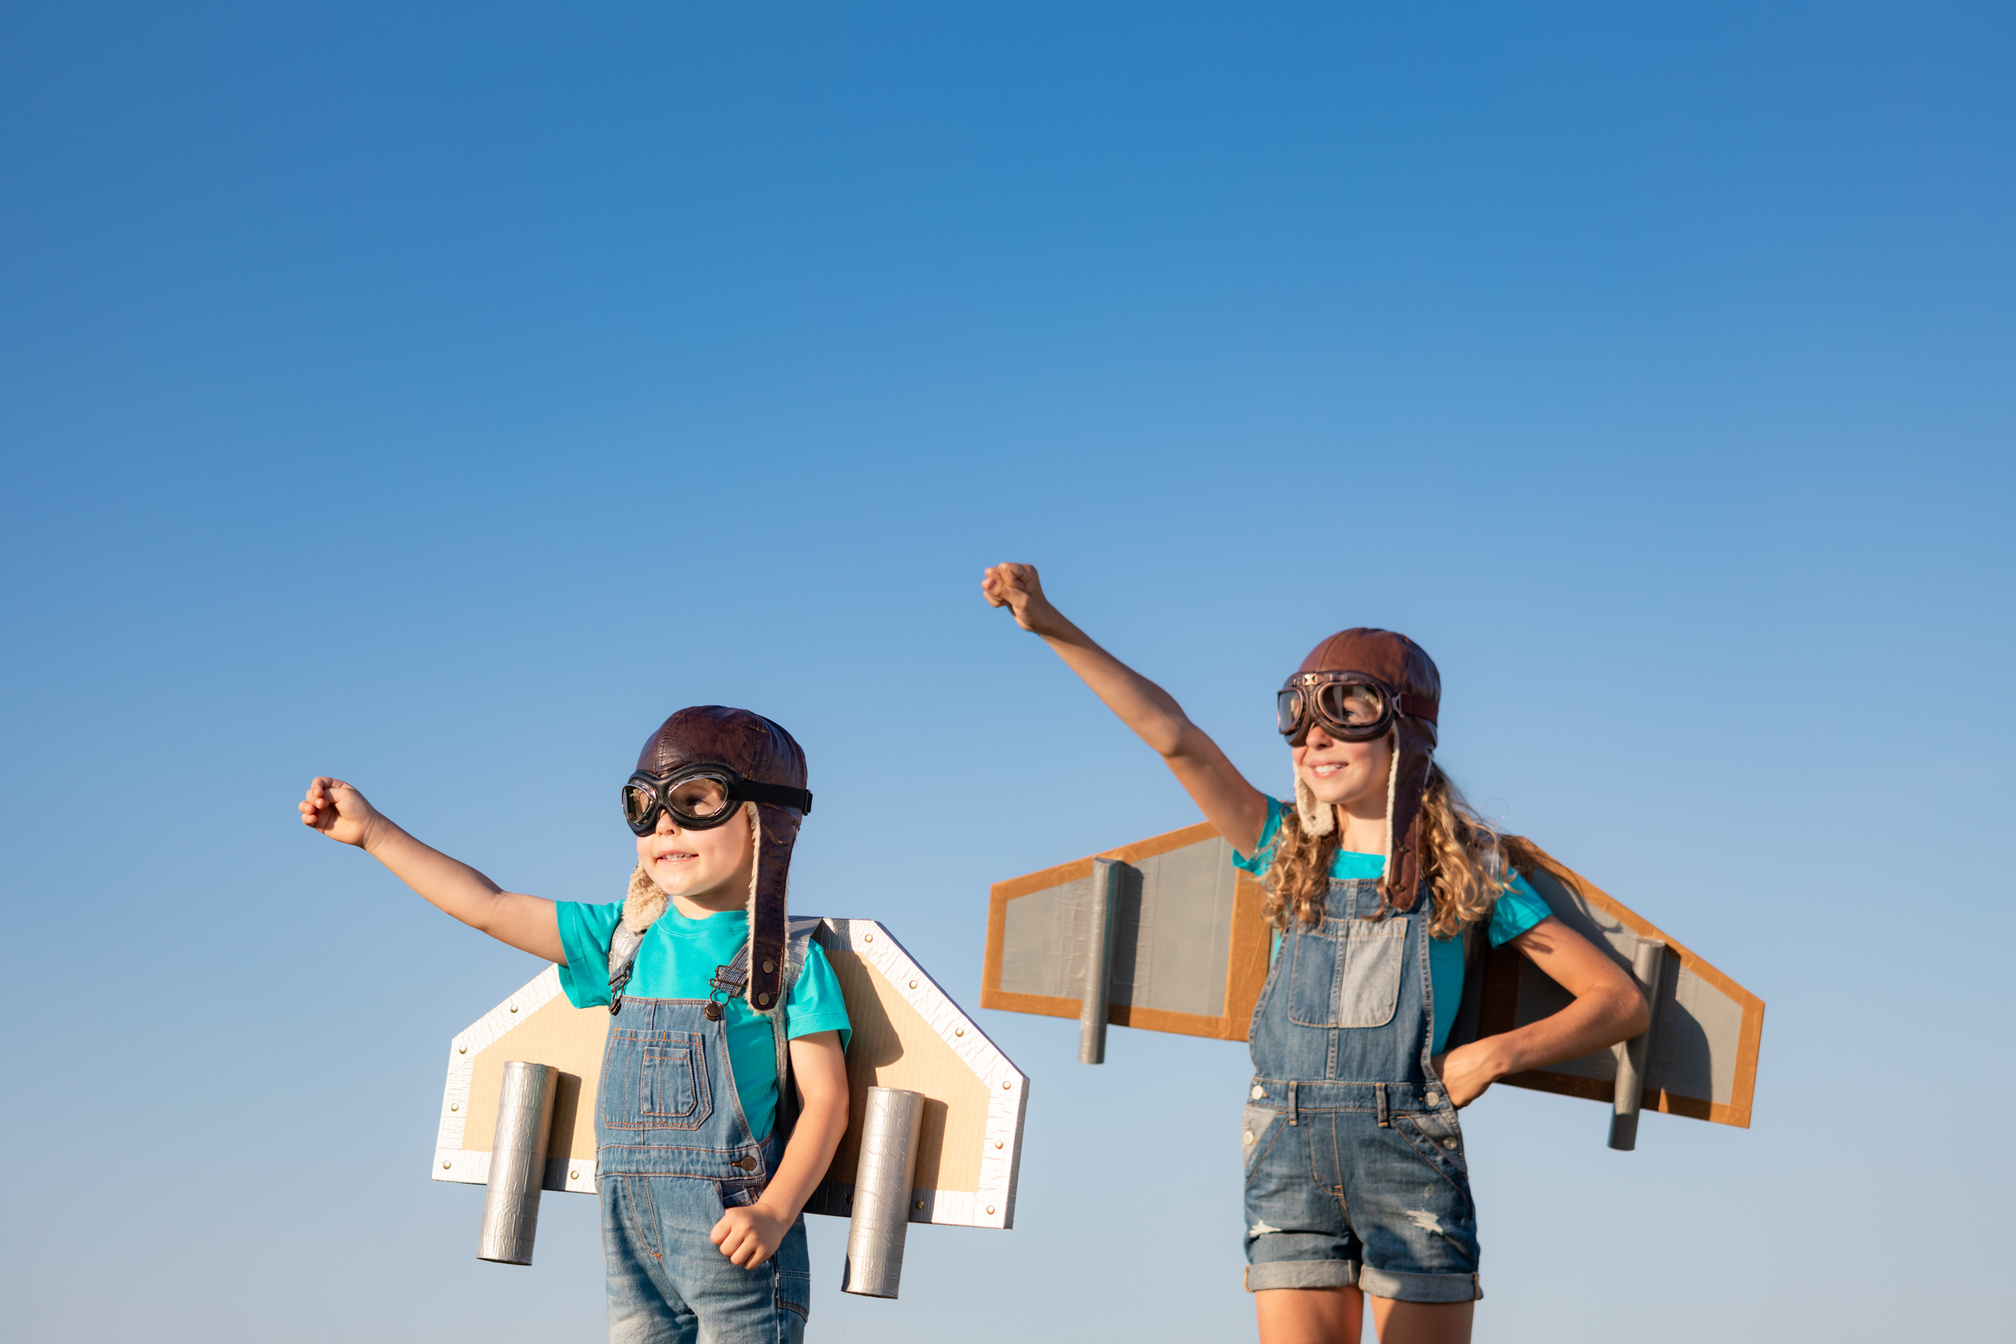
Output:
[1475, 985, 1648, 1079]
[754, 1092, 847, 1222]
[1027, 606, 1270, 850]
[1030, 608, 1199, 757]
[362, 817, 563, 961]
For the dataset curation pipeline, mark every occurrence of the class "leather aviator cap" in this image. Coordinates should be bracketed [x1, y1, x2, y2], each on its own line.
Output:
[1293, 629, 1441, 911]
[634, 705, 808, 1013]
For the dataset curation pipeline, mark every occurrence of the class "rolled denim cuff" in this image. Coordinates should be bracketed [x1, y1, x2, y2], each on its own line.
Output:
[1356, 1265, 1482, 1303]
[1244, 1259, 1360, 1292]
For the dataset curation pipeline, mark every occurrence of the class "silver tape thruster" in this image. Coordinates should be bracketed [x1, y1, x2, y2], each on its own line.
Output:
[478, 1060, 560, 1264]
[841, 1086, 926, 1298]
[1607, 940, 1667, 1151]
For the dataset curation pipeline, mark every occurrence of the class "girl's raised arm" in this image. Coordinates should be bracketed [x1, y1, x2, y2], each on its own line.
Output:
[299, 776, 565, 963]
[983, 563, 1271, 856]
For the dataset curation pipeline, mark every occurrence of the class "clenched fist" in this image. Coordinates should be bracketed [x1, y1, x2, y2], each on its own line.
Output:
[299, 777, 384, 849]
[981, 562, 1062, 636]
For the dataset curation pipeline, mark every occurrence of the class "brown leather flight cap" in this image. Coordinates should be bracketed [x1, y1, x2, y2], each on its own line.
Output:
[637, 706, 808, 1012]
[1295, 629, 1441, 909]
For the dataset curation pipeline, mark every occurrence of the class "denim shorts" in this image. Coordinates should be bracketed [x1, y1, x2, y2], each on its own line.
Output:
[602, 1174, 811, 1344]
[1241, 1080, 1482, 1303]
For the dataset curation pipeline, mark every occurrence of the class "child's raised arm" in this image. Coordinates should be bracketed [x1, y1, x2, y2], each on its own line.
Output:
[298, 776, 564, 963]
[982, 562, 1271, 856]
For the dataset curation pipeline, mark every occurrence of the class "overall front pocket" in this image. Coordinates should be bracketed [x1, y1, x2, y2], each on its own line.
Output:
[1287, 918, 1409, 1028]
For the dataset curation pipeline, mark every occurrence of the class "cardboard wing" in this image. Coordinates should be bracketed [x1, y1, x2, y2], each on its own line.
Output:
[982, 824, 1763, 1130]
[434, 918, 1028, 1229]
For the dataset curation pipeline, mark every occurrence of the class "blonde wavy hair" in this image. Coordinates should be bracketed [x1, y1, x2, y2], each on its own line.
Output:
[1263, 754, 1567, 941]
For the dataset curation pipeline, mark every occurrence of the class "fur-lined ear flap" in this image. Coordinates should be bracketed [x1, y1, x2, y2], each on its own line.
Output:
[1381, 732, 1400, 878]
[622, 863, 669, 935]
[1294, 774, 1335, 837]
[744, 803, 762, 925]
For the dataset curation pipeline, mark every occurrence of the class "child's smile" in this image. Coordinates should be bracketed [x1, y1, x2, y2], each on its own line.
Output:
[637, 807, 756, 914]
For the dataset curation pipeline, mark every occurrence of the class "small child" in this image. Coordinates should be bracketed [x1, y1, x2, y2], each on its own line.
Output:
[300, 705, 850, 1344]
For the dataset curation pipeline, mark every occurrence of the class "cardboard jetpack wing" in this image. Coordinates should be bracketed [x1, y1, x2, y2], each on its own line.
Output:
[981, 822, 1763, 1147]
[432, 917, 1027, 1289]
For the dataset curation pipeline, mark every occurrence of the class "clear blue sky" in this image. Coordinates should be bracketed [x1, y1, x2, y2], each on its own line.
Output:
[2, 5, 2010, 1342]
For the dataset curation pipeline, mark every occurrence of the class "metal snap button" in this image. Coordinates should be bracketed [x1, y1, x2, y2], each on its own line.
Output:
[1251, 1085, 1266, 1100]
[1243, 1131, 1255, 1146]
[1424, 1092, 1442, 1107]
[733, 1155, 759, 1171]
[762, 960, 776, 974]
[1442, 1138, 1459, 1150]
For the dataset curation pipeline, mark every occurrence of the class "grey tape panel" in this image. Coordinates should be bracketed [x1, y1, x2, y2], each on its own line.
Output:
[997, 836, 1239, 1018]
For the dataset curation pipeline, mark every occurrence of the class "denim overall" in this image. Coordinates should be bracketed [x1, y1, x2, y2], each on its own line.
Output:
[598, 925, 818, 1343]
[1241, 878, 1483, 1303]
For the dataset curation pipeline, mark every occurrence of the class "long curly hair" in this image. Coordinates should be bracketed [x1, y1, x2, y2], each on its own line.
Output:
[1262, 756, 1570, 940]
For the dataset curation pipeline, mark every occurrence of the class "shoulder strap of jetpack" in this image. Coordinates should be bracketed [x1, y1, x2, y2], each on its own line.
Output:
[607, 921, 646, 1015]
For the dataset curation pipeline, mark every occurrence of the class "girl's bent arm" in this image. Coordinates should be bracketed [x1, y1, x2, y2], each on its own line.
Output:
[982, 562, 1271, 855]
[1436, 915, 1650, 1107]
[299, 776, 564, 963]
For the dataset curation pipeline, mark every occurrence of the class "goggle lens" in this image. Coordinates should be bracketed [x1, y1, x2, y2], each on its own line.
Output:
[622, 783, 657, 828]
[1276, 689, 1305, 735]
[667, 776, 730, 820]
[1314, 680, 1386, 729]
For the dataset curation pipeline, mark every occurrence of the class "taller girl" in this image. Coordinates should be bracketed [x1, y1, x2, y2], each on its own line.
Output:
[983, 564, 1647, 1344]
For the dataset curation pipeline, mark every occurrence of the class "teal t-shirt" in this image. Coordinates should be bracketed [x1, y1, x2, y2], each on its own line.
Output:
[1232, 797, 1552, 1054]
[554, 902, 852, 1141]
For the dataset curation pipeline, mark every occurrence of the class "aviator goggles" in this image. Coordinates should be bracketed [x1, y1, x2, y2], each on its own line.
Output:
[621, 764, 814, 836]
[1276, 671, 1438, 745]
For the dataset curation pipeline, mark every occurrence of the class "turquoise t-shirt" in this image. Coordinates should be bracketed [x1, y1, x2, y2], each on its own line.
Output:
[554, 902, 852, 1141]
[1232, 797, 1552, 1054]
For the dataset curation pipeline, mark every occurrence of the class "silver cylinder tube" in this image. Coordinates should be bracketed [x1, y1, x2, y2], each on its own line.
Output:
[1608, 940, 1666, 1151]
[1079, 858, 1120, 1065]
[841, 1086, 926, 1298]
[478, 1060, 560, 1264]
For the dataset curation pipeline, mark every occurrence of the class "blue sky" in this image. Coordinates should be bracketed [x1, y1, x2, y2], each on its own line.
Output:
[2, 5, 2010, 1342]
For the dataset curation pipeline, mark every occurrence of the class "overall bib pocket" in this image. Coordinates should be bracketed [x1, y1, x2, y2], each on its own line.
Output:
[602, 1029, 715, 1131]
[1288, 918, 1408, 1028]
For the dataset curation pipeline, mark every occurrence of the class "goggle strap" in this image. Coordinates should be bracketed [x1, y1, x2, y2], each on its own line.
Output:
[736, 780, 815, 815]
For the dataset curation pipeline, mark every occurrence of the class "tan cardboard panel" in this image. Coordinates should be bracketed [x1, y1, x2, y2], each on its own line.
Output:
[464, 993, 605, 1162]
[819, 946, 987, 1193]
